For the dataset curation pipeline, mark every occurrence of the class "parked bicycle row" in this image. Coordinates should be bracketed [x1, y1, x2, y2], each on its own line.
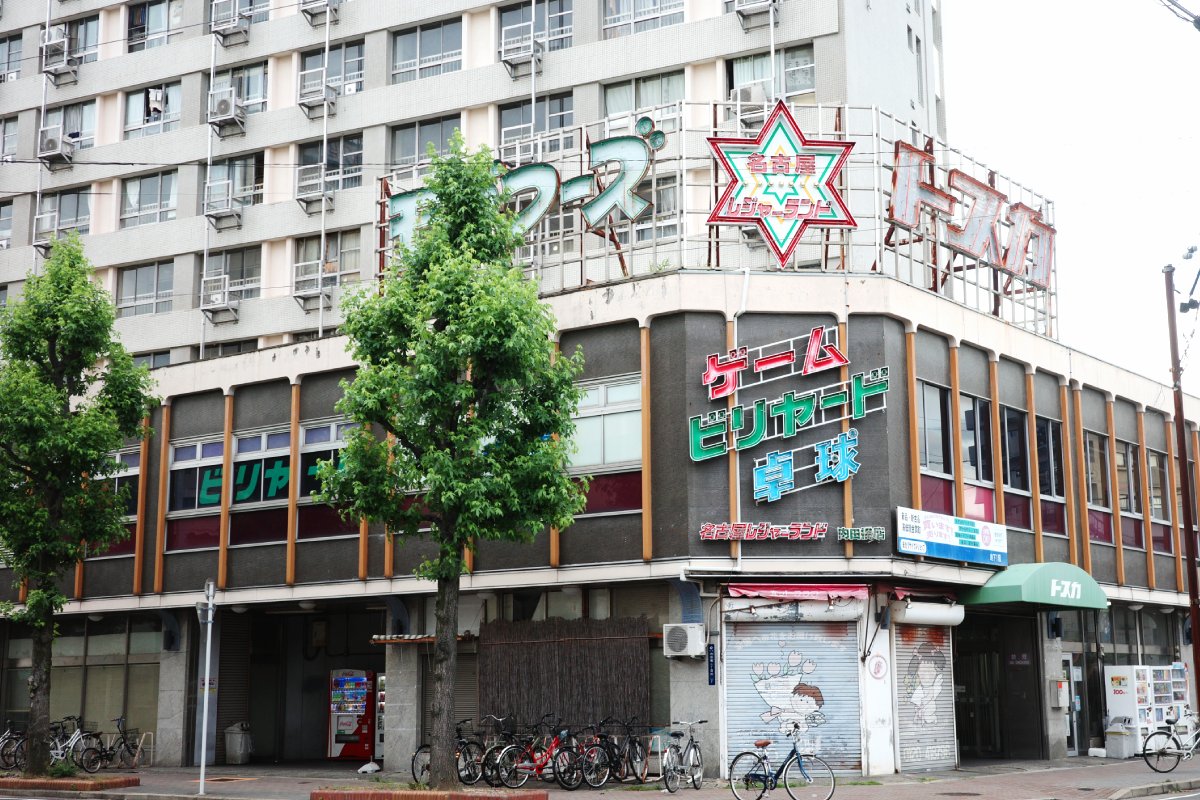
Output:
[0, 715, 143, 773]
[411, 714, 707, 792]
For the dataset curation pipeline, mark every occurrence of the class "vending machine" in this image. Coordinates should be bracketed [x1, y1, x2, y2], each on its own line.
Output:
[328, 669, 376, 760]
[374, 673, 386, 761]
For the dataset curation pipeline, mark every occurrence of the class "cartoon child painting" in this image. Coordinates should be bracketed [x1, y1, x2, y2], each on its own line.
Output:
[904, 642, 946, 725]
[751, 651, 828, 735]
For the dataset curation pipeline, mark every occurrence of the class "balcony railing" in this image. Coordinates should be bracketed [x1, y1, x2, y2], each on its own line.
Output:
[293, 258, 340, 296]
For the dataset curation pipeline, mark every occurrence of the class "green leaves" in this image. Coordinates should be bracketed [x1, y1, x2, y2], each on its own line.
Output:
[324, 134, 586, 580]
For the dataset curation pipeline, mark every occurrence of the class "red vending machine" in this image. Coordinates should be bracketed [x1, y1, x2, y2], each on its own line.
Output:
[328, 669, 376, 760]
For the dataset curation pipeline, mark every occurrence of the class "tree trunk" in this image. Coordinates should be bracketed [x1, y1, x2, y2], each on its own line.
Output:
[26, 605, 53, 776]
[428, 572, 460, 788]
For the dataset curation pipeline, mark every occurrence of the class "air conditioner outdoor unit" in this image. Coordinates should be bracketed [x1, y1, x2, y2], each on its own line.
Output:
[0, 240, 10, 250]
[38, 132, 72, 160]
[5, 73, 16, 83]
[662, 623, 706, 658]
[344, 83, 357, 95]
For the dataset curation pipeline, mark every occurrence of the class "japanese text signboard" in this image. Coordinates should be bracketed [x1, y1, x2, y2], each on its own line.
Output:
[689, 325, 888, 507]
[895, 506, 1008, 567]
[707, 101, 857, 267]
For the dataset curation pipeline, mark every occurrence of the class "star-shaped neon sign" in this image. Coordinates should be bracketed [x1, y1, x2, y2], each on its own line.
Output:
[708, 101, 857, 267]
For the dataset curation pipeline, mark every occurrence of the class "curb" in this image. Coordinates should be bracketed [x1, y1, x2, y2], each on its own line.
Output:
[310, 792, 551, 800]
[1108, 777, 1200, 800]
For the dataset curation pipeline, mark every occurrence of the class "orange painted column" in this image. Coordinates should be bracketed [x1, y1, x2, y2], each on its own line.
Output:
[1136, 406, 1155, 589]
[1072, 383, 1091, 573]
[988, 356, 1005, 526]
[153, 400, 172, 594]
[906, 329, 921, 510]
[1166, 418, 1184, 589]
[286, 381, 301, 586]
[132, 416, 151, 596]
[1059, 381, 1078, 566]
[73, 559, 83, 599]
[217, 390, 235, 590]
[1026, 369, 1044, 562]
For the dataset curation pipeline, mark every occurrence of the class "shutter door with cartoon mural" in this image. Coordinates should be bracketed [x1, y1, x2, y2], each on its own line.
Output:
[724, 621, 861, 773]
[894, 624, 956, 771]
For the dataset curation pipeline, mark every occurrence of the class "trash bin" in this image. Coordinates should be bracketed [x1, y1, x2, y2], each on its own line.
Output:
[225, 722, 252, 765]
[1104, 716, 1137, 759]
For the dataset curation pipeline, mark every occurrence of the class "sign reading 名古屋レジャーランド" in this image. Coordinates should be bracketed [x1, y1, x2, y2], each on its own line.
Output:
[895, 507, 1008, 567]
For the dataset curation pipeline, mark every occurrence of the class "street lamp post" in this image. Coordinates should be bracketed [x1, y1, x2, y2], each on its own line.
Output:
[196, 579, 216, 796]
[1163, 264, 1200, 705]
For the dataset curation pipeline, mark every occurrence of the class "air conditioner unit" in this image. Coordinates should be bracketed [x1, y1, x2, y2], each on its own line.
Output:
[213, 96, 236, 119]
[0, 240, 10, 250]
[5, 73, 16, 83]
[343, 83, 357, 95]
[662, 623, 706, 658]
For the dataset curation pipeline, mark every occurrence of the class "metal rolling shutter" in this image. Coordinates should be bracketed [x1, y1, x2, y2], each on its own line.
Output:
[421, 652, 478, 741]
[214, 613, 251, 764]
[894, 624, 956, 771]
[724, 621, 861, 773]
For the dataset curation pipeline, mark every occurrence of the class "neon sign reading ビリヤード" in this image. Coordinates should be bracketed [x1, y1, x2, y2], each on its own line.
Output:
[385, 117, 669, 248]
[688, 325, 889, 503]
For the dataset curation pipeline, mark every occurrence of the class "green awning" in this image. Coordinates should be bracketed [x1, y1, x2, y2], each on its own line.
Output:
[959, 562, 1109, 609]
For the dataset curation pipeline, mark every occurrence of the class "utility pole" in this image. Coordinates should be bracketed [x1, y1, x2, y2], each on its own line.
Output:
[1164, 263, 1200, 703]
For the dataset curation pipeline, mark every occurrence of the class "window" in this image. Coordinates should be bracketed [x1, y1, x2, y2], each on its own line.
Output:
[728, 46, 815, 100]
[43, 100, 97, 150]
[229, 0, 270, 24]
[200, 339, 257, 359]
[301, 40, 365, 95]
[295, 229, 361, 294]
[0, 284, 8, 307]
[1000, 405, 1031, 529]
[226, 427, 293, 546]
[117, 261, 173, 317]
[1115, 441, 1141, 515]
[112, 450, 141, 518]
[602, 0, 682, 38]
[391, 19, 462, 84]
[915, 36, 925, 104]
[499, 92, 573, 143]
[1149, 448, 1172, 553]
[499, 1, 572, 52]
[297, 420, 360, 540]
[1085, 429, 1113, 543]
[213, 62, 268, 114]
[36, 189, 91, 239]
[124, 82, 182, 138]
[1, 117, 15, 156]
[166, 436, 225, 550]
[570, 377, 641, 470]
[67, 16, 100, 63]
[128, 0, 182, 51]
[390, 115, 459, 168]
[132, 351, 171, 369]
[917, 381, 953, 514]
[205, 246, 261, 301]
[1036, 416, 1067, 535]
[0, 35, 21, 79]
[299, 135, 362, 190]
[960, 395, 993, 483]
[604, 71, 684, 126]
[0, 201, 11, 248]
[207, 153, 264, 208]
[614, 173, 678, 244]
[121, 171, 177, 228]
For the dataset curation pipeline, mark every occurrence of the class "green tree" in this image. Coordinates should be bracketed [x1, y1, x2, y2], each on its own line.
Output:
[319, 135, 586, 787]
[0, 236, 155, 775]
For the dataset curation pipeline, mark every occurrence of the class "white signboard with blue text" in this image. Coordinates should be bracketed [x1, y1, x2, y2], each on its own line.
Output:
[896, 507, 1008, 567]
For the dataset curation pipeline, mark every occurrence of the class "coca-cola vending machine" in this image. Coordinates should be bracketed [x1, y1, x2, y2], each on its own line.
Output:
[327, 669, 375, 760]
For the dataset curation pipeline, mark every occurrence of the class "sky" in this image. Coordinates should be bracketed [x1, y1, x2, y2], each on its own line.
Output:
[940, 1, 1200, 390]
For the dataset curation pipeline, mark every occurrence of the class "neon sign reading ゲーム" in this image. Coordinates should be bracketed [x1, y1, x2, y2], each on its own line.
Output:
[887, 141, 1055, 288]
[688, 325, 889, 503]
[385, 117, 669, 248]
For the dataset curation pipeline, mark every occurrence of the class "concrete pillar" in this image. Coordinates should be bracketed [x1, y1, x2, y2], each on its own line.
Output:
[860, 595, 896, 776]
[1040, 612, 1068, 759]
[667, 584, 720, 777]
[384, 605, 421, 777]
[154, 610, 192, 767]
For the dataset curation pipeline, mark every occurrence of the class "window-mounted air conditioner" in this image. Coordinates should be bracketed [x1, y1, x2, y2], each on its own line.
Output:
[662, 623, 706, 658]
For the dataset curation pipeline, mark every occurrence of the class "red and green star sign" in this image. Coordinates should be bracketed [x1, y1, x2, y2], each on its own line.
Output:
[708, 101, 856, 267]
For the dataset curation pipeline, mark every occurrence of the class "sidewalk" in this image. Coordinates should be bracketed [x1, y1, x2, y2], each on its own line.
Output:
[9, 756, 1200, 800]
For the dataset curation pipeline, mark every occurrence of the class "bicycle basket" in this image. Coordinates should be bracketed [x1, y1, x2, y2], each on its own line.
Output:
[80, 721, 97, 734]
[493, 717, 514, 735]
[123, 728, 140, 743]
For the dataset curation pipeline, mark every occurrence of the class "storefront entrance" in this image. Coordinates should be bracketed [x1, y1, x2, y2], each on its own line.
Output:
[953, 612, 1043, 759]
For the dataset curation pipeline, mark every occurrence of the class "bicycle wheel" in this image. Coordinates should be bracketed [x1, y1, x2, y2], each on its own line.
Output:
[688, 744, 704, 790]
[729, 751, 767, 800]
[783, 754, 835, 800]
[458, 740, 484, 784]
[555, 748, 583, 791]
[12, 740, 25, 772]
[0, 736, 18, 770]
[663, 744, 682, 793]
[77, 747, 102, 775]
[628, 736, 648, 783]
[583, 744, 611, 788]
[411, 744, 431, 785]
[608, 741, 627, 782]
[498, 745, 530, 788]
[1142, 730, 1183, 773]
[480, 743, 506, 787]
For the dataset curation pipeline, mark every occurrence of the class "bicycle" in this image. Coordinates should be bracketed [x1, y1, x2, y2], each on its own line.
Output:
[83, 717, 142, 772]
[14, 716, 97, 772]
[1143, 706, 1200, 773]
[728, 722, 835, 800]
[480, 714, 519, 787]
[495, 716, 582, 790]
[662, 719, 706, 792]
[0, 720, 25, 771]
[410, 718, 486, 785]
[588, 716, 648, 784]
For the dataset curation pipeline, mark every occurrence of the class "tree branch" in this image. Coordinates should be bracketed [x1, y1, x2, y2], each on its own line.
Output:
[0, 442, 36, 479]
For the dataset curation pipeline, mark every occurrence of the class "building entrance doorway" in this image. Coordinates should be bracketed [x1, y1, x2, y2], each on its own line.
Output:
[953, 612, 1043, 759]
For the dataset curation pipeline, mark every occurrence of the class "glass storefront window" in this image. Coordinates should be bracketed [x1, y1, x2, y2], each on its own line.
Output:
[84, 665, 125, 728]
[49, 666, 82, 720]
[126, 663, 159, 735]
[87, 617, 127, 658]
[130, 616, 160, 655]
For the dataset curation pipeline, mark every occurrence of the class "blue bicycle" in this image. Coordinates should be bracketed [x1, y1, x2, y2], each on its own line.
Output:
[728, 723, 835, 800]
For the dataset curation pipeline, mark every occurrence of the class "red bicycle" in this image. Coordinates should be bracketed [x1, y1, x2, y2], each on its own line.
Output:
[496, 714, 582, 790]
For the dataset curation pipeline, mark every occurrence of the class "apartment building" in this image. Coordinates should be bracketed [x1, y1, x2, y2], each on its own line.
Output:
[0, 0, 1183, 778]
